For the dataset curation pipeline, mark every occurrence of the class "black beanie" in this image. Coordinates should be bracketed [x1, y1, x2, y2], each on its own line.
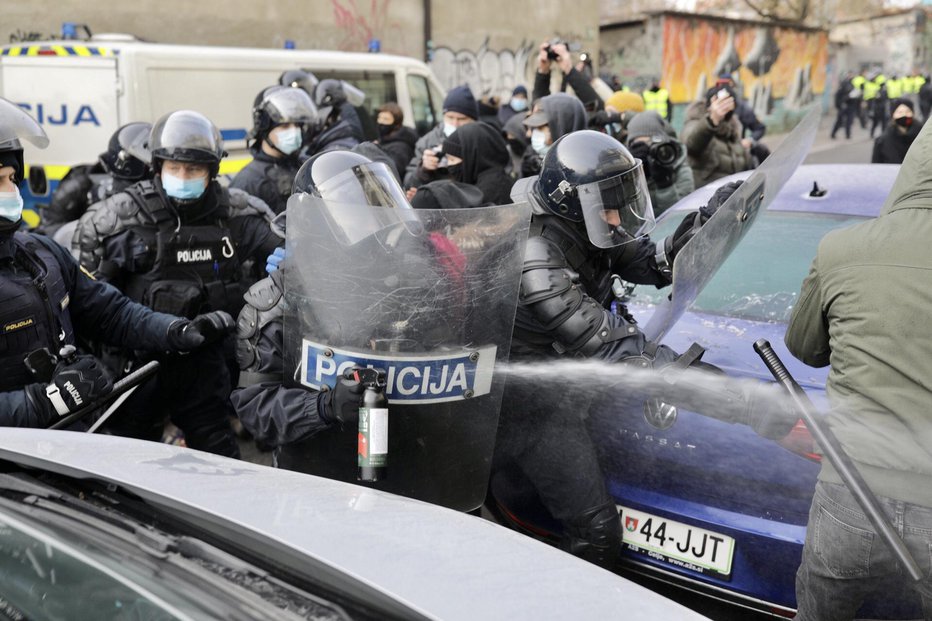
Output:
[443, 85, 479, 120]
[442, 130, 464, 159]
[0, 149, 23, 180]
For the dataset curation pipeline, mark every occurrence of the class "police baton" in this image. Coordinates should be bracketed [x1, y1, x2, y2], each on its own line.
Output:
[753, 339, 923, 582]
[47, 361, 160, 431]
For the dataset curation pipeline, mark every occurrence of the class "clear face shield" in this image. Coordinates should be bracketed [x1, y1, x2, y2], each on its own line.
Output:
[0, 97, 49, 149]
[579, 161, 655, 249]
[149, 111, 224, 161]
[312, 161, 418, 246]
[265, 87, 319, 126]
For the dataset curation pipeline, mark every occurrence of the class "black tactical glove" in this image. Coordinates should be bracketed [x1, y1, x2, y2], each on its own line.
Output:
[26, 353, 113, 423]
[167, 311, 235, 351]
[699, 180, 743, 222]
[318, 368, 366, 426]
[659, 180, 744, 274]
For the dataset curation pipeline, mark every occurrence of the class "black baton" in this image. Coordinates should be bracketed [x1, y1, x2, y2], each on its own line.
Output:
[47, 361, 160, 431]
[753, 339, 922, 582]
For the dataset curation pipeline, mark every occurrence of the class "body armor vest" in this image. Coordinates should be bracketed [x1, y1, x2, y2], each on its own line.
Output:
[120, 181, 246, 319]
[0, 234, 75, 391]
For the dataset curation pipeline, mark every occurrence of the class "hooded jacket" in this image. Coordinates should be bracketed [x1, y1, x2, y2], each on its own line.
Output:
[871, 119, 923, 164]
[680, 99, 752, 188]
[442, 122, 513, 205]
[785, 119, 932, 506]
[377, 125, 418, 180]
[520, 93, 588, 178]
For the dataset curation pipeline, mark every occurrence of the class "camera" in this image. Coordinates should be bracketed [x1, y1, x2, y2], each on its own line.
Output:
[651, 142, 679, 167]
[544, 38, 579, 62]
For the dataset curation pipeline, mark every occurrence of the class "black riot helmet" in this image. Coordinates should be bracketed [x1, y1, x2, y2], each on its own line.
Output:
[292, 149, 415, 246]
[250, 85, 319, 143]
[314, 79, 366, 121]
[512, 129, 655, 248]
[0, 96, 49, 184]
[279, 69, 320, 98]
[148, 110, 226, 177]
[99, 122, 151, 181]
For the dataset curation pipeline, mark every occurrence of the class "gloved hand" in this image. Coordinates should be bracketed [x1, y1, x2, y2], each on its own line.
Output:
[664, 180, 745, 265]
[167, 311, 235, 351]
[319, 367, 366, 426]
[27, 353, 113, 422]
[266, 246, 286, 274]
[699, 180, 743, 222]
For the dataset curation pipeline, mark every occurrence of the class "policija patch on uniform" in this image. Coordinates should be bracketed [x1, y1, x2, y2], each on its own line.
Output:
[4, 317, 35, 333]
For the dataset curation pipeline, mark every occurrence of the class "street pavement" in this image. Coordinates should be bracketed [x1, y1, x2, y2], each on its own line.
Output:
[767, 110, 877, 165]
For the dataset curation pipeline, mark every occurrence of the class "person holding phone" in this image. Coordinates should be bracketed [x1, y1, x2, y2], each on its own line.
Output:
[680, 84, 752, 188]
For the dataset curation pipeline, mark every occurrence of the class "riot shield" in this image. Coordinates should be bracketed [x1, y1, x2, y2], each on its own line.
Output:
[283, 194, 531, 511]
[643, 107, 820, 342]
[0, 97, 49, 149]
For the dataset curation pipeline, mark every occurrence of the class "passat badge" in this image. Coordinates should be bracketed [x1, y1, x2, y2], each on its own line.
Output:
[301, 339, 496, 404]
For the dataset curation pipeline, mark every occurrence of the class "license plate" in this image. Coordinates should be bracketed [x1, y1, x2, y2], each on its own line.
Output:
[618, 506, 735, 578]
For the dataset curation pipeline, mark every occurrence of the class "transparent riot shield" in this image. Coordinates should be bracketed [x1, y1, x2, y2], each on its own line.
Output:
[644, 107, 820, 342]
[0, 97, 49, 148]
[283, 194, 532, 511]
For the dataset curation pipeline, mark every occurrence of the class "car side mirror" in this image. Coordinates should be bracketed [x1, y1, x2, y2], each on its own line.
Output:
[28, 166, 48, 196]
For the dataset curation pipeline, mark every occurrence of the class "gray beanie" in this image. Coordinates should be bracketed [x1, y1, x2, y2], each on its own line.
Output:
[626, 111, 670, 141]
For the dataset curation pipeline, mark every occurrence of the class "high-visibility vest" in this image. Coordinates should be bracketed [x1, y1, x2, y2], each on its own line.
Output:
[863, 80, 880, 100]
[886, 78, 903, 99]
[852, 75, 866, 90]
[901, 76, 914, 94]
[643, 88, 669, 118]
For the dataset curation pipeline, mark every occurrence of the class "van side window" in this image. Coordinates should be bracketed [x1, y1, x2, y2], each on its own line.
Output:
[315, 70, 396, 141]
[407, 75, 442, 137]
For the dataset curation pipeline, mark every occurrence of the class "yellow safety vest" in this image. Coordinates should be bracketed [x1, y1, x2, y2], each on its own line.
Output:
[886, 78, 903, 99]
[901, 76, 914, 94]
[852, 75, 866, 90]
[863, 80, 880, 100]
[643, 88, 669, 118]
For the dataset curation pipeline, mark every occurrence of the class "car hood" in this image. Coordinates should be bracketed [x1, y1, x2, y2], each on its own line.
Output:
[0, 429, 707, 621]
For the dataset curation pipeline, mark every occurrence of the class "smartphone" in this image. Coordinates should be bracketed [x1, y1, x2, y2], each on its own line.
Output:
[717, 89, 728, 101]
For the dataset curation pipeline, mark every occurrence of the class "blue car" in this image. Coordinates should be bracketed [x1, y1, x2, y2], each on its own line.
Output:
[490, 164, 920, 619]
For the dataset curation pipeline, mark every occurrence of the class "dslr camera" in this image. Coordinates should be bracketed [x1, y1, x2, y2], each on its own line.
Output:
[545, 38, 580, 61]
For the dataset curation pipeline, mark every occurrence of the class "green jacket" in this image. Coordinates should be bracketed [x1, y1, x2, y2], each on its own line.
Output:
[680, 100, 752, 188]
[785, 121, 932, 507]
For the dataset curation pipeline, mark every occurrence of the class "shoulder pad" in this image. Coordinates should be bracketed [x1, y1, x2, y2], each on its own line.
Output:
[227, 187, 275, 222]
[243, 274, 283, 312]
[524, 235, 567, 270]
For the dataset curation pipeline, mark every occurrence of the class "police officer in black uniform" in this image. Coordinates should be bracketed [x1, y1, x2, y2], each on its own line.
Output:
[229, 86, 319, 215]
[73, 110, 282, 457]
[306, 79, 365, 155]
[497, 130, 789, 569]
[0, 99, 230, 428]
[41, 122, 152, 247]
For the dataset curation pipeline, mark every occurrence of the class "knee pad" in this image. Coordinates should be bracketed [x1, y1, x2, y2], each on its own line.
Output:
[561, 501, 622, 570]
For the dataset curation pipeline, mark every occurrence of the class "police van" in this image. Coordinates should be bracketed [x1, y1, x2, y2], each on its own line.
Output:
[0, 34, 447, 223]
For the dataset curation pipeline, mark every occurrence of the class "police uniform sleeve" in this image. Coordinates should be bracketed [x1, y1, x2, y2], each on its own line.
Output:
[231, 274, 330, 446]
[229, 214, 282, 267]
[73, 191, 140, 274]
[785, 253, 831, 367]
[0, 388, 49, 428]
[611, 236, 672, 288]
[34, 235, 178, 352]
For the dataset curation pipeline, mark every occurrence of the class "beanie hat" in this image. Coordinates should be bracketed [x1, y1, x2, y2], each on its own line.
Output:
[512, 85, 528, 97]
[626, 111, 669, 141]
[443, 85, 480, 120]
[605, 91, 645, 113]
[441, 128, 464, 159]
[891, 97, 914, 113]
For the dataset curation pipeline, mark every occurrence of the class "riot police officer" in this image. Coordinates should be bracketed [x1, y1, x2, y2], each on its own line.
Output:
[231, 150, 412, 468]
[41, 122, 152, 247]
[0, 99, 230, 428]
[498, 130, 793, 568]
[230, 85, 319, 215]
[306, 79, 365, 155]
[73, 110, 282, 457]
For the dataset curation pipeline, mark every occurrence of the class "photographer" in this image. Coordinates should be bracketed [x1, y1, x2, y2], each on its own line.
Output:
[626, 111, 693, 216]
[589, 90, 645, 143]
[681, 84, 752, 188]
[403, 85, 478, 189]
[532, 39, 603, 112]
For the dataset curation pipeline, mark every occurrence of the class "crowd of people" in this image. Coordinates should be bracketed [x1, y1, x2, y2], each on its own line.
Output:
[5, 36, 929, 618]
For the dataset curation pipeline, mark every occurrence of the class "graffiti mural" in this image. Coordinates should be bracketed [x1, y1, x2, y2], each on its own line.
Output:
[331, 0, 402, 52]
[662, 15, 827, 111]
[430, 39, 536, 101]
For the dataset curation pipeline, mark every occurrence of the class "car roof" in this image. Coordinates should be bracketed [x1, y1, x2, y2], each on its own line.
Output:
[665, 163, 900, 219]
[0, 430, 707, 621]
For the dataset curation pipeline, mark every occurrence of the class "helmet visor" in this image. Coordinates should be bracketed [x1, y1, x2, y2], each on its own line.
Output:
[579, 161, 655, 248]
[313, 162, 417, 246]
[150, 111, 224, 163]
[264, 87, 319, 126]
[0, 97, 49, 149]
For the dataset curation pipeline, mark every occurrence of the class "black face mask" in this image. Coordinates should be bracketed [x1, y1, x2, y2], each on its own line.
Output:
[507, 138, 527, 158]
[447, 163, 464, 182]
[377, 123, 394, 139]
[895, 116, 913, 128]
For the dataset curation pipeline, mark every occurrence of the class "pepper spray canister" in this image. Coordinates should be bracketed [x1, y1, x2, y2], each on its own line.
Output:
[354, 368, 388, 482]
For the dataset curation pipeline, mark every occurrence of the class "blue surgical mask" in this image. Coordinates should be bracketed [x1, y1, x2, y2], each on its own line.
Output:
[531, 129, 551, 156]
[443, 123, 457, 137]
[510, 98, 528, 112]
[273, 126, 303, 155]
[0, 188, 24, 222]
[162, 173, 207, 201]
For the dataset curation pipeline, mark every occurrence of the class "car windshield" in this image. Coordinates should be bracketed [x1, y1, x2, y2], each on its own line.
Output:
[634, 210, 867, 322]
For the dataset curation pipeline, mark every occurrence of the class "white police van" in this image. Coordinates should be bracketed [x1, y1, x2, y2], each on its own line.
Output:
[0, 33, 446, 223]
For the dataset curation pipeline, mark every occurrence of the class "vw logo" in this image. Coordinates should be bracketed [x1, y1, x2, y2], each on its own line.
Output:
[644, 398, 678, 430]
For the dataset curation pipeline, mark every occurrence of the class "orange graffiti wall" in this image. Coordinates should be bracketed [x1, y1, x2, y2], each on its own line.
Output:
[662, 15, 827, 104]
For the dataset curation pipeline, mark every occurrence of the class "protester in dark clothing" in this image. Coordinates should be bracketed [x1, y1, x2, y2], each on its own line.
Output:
[869, 84, 889, 139]
[520, 93, 588, 177]
[307, 79, 364, 155]
[409, 179, 485, 211]
[498, 85, 528, 127]
[681, 85, 753, 188]
[503, 112, 530, 177]
[404, 85, 479, 189]
[374, 102, 417, 179]
[442, 122, 513, 205]
[872, 98, 923, 164]
[831, 74, 862, 140]
[478, 96, 502, 131]
[531, 40, 602, 111]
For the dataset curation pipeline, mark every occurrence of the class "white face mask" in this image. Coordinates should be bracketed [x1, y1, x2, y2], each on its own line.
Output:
[443, 123, 457, 137]
[273, 126, 303, 155]
[0, 187, 24, 222]
[531, 129, 551, 156]
[510, 98, 528, 112]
